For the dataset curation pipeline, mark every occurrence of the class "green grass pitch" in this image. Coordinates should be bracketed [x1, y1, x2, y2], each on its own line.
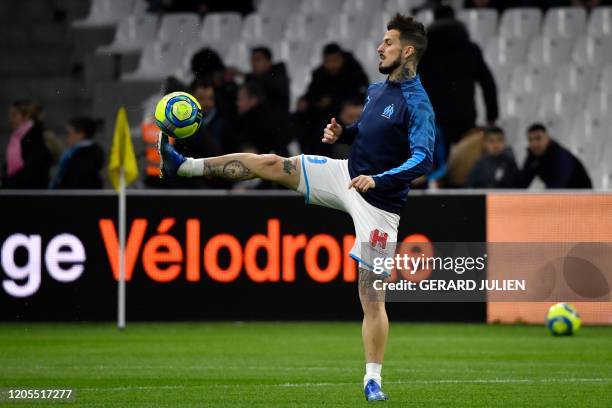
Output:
[1, 322, 611, 407]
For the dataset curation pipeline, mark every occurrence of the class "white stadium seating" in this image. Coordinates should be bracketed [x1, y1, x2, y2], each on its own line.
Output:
[97, 15, 158, 54]
[510, 64, 556, 95]
[257, 0, 301, 17]
[499, 7, 542, 39]
[587, 6, 612, 36]
[572, 35, 612, 66]
[527, 36, 573, 65]
[122, 41, 187, 81]
[542, 7, 587, 38]
[157, 13, 201, 45]
[241, 13, 285, 45]
[300, 0, 345, 15]
[73, 0, 135, 28]
[200, 13, 243, 48]
[284, 13, 330, 42]
[459, 9, 498, 49]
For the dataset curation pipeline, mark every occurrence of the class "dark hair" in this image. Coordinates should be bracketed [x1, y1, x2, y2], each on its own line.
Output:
[323, 42, 343, 56]
[251, 46, 272, 61]
[527, 123, 548, 133]
[241, 81, 266, 102]
[68, 117, 98, 139]
[10, 100, 36, 119]
[190, 47, 225, 78]
[386, 13, 428, 62]
[484, 126, 505, 138]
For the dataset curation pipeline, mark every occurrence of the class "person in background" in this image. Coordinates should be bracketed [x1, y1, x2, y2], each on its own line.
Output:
[419, 5, 498, 151]
[236, 82, 286, 156]
[245, 46, 290, 117]
[51, 117, 104, 189]
[467, 126, 518, 188]
[518, 123, 592, 189]
[444, 127, 485, 187]
[333, 99, 363, 159]
[300, 43, 369, 156]
[2, 100, 52, 189]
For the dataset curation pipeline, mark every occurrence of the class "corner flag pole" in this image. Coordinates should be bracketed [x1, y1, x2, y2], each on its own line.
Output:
[118, 165, 126, 330]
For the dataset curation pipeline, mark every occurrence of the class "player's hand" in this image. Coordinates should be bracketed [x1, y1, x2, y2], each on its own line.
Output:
[322, 117, 342, 144]
[348, 175, 375, 193]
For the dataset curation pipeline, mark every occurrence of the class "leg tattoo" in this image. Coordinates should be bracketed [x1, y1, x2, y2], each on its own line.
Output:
[282, 158, 297, 175]
[202, 159, 252, 180]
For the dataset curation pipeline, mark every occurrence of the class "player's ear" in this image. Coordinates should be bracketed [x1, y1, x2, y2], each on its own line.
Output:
[402, 44, 415, 60]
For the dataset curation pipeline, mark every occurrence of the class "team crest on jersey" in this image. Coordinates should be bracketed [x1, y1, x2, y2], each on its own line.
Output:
[381, 104, 394, 119]
[369, 229, 388, 249]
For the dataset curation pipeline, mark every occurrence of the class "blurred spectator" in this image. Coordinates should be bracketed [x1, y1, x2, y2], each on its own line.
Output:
[190, 47, 238, 123]
[245, 46, 290, 117]
[445, 127, 485, 187]
[51, 117, 104, 189]
[2, 101, 52, 189]
[467, 126, 518, 188]
[419, 5, 498, 151]
[191, 80, 233, 154]
[236, 82, 287, 155]
[300, 43, 369, 155]
[518, 123, 592, 189]
[333, 99, 363, 159]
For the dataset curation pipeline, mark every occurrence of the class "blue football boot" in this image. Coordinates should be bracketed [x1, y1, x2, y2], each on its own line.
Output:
[157, 132, 186, 178]
[364, 379, 388, 402]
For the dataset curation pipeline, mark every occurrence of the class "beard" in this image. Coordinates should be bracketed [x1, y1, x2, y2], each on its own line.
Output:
[378, 55, 402, 75]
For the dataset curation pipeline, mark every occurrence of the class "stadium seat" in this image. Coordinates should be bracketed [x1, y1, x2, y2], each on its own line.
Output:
[300, 0, 345, 15]
[497, 116, 521, 146]
[415, 8, 434, 27]
[224, 41, 251, 73]
[200, 12, 242, 48]
[342, 0, 384, 14]
[554, 63, 599, 94]
[542, 7, 587, 38]
[273, 40, 315, 73]
[587, 6, 612, 37]
[131, 0, 149, 15]
[527, 36, 573, 66]
[509, 64, 556, 95]
[586, 90, 612, 114]
[326, 13, 371, 51]
[499, 91, 538, 119]
[284, 13, 330, 42]
[241, 13, 285, 45]
[537, 91, 585, 144]
[157, 13, 201, 45]
[257, 0, 300, 16]
[572, 35, 612, 66]
[369, 11, 393, 37]
[458, 9, 498, 49]
[122, 41, 187, 81]
[73, 0, 135, 28]
[567, 110, 610, 163]
[600, 64, 612, 92]
[289, 66, 311, 111]
[485, 37, 528, 67]
[385, 0, 422, 14]
[499, 7, 542, 40]
[355, 38, 386, 83]
[97, 14, 158, 54]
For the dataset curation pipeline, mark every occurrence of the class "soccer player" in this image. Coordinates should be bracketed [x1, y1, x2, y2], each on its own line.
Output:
[159, 14, 435, 402]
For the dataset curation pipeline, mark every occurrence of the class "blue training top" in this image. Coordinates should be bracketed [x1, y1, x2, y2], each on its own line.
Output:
[342, 75, 436, 215]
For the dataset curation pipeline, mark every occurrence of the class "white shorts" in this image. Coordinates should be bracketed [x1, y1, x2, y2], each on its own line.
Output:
[297, 154, 400, 274]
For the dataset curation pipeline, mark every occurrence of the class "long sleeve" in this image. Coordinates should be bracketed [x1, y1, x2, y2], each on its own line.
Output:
[372, 104, 435, 191]
[340, 122, 359, 145]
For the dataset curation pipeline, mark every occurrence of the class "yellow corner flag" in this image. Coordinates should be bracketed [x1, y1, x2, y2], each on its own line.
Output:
[108, 107, 139, 191]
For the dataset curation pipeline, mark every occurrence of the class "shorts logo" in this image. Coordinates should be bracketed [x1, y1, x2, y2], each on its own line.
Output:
[381, 104, 394, 119]
[306, 156, 327, 164]
[369, 229, 388, 249]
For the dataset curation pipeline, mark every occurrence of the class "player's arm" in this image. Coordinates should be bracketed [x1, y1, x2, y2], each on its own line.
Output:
[322, 117, 359, 145]
[370, 106, 436, 191]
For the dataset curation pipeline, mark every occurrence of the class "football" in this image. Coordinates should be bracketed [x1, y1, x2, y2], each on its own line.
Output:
[546, 303, 581, 336]
[155, 91, 203, 139]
